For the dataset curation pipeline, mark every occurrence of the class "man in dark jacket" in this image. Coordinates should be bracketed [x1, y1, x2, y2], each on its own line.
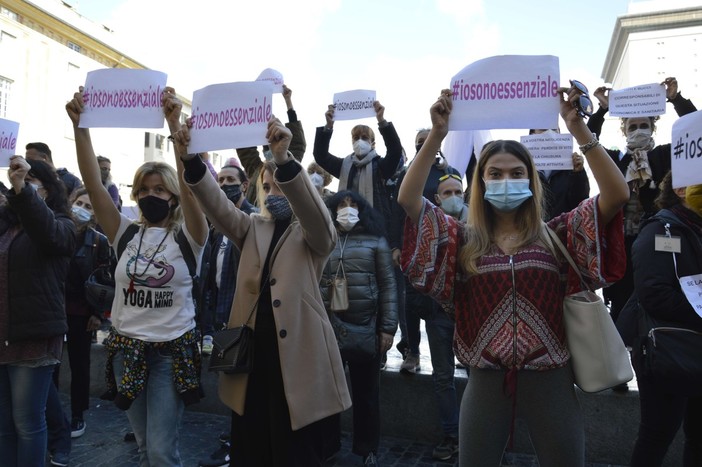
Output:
[313, 99, 404, 247]
[25, 142, 83, 198]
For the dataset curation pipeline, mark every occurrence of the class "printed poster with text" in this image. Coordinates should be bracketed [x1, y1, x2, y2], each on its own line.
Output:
[520, 133, 574, 170]
[189, 81, 273, 153]
[0, 117, 19, 167]
[256, 68, 284, 94]
[333, 90, 377, 121]
[608, 83, 666, 118]
[449, 55, 560, 131]
[80, 69, 168, 128]
[671, 109, 702, 189]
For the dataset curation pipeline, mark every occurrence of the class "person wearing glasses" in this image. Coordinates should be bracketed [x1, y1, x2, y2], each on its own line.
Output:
[586, 77, 697, 339]
[398, 84, 629, 466]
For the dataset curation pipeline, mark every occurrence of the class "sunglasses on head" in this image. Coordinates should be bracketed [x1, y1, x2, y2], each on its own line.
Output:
[569, 80, 593, 118]
[439, 174, 462, 183]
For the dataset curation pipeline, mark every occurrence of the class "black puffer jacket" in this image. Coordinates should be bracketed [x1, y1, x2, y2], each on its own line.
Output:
[320, 231, 398, 337]
[3, 184, 76, 342]
[632, 206, 702, 332]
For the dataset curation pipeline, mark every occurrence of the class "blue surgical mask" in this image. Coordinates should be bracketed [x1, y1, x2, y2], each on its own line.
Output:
[483, 179, 533, 212]
[71, 205, 92, 224]
[440, 195, 464, 217]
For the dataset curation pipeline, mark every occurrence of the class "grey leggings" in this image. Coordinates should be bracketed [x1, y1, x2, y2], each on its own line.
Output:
[459, 365, 584, 467]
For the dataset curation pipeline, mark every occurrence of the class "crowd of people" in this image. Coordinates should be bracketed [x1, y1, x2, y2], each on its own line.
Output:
[0, 75, 699, 467]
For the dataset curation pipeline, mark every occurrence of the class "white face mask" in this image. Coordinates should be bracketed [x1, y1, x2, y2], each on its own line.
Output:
[352, 140, 372, 157]
[336, 206, 360, 231]
[626, 128, 654, 150]
[309, 173, 324, 188]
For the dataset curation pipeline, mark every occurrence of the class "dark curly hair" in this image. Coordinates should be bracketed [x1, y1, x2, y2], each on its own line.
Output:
[27, 159, 70, 215]
[326, 190, 385, 237]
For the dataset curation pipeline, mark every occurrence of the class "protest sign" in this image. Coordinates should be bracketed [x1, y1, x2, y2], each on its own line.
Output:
[332, 90, 376, 121]
[520, 133, 574, 170]
[671, 110, 702, 188]
[80, 69, 167, 128]
[256, 68, 284, 93]
[609, 83, 666, 117]
[448, 55, 560, 130]
[0, 117, 19, 167]
[189, 81, 272, 153]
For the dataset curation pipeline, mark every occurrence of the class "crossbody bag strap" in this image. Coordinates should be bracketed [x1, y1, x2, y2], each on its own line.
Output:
[543, 223, 587, 290]
[334, 235, 348, 280]
[241, 272, 271, 327]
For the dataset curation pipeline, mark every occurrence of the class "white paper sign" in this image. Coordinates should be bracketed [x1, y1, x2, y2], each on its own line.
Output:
[679, 273, 702, 318]
[332, 90, 376, 121]
[80, 69, 167, 128]
[189, 81, 272, 153]
[448, 55, 560, 131]
[256, 68, 284, 93]
[609, 83, 666, 117]
[520, 133, 574, 170]
[0, 118, 19, 167]
[671, 110, 702, 188]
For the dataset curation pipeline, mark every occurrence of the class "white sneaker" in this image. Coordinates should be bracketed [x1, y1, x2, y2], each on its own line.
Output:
[202, 335, 214, 356]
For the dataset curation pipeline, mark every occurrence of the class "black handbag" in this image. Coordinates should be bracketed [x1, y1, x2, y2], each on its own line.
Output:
[334, 320, 377, 362]
[639, 311, 702, 395]
[85, 266, 115, 311]
[208, 325, 254, 374]
[207, 274, 268, 374]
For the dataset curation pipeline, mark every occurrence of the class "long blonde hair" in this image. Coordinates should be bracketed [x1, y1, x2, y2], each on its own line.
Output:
[130, 161, 183, 229]
[459, 140, 549, 275]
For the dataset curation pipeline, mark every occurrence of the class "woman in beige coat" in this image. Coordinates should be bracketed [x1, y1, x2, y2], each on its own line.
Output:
[176, 115, 351, 467]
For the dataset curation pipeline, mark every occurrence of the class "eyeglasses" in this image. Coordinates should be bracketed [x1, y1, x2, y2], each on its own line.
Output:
[569, 80, 593, 118]
[439, 174, 462, 183]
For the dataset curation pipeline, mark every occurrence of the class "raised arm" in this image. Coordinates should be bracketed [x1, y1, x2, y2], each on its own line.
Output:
[65, 88, 121, 243]
[162, 87, 208, 246]
[398, 90, 452, 223]
[560, 86, 629, 225]
[312, 105, 344, 177]
[374, 101, 403, 179]
[283, 85, 306, 161]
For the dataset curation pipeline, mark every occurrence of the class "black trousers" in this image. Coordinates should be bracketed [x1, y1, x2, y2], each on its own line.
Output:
[229, 312, 324, 467]
[631, 360, 702, 466]
[66, 314, 93, 418]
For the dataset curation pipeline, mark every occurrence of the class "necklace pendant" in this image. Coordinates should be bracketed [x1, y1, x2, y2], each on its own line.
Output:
[128, 278, 135, 294]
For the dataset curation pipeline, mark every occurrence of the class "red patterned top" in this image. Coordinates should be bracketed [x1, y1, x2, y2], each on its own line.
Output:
[402, 196, 625, 371]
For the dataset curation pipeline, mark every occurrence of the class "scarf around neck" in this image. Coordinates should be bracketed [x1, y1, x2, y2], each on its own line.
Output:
[625, 138, 655, 193]
[339, 149, 377, 207]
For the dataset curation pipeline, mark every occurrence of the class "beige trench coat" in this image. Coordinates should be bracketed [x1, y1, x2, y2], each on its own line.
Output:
[188, 160, 351, 430]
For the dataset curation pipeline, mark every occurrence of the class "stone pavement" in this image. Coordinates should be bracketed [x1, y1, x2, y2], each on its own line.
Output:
[58, 393, 626, 467]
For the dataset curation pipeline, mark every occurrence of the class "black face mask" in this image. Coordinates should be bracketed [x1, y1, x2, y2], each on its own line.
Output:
[138, 195, 172, 224]
[415, 143, 423, 154]
[221, 184, 242, 204]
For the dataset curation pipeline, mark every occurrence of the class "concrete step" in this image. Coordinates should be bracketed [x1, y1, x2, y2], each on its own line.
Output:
[58, 330, 684, 466]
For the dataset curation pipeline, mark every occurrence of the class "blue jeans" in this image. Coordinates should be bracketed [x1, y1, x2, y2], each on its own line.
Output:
[0, 363, 54, 467]
[425, 308, 459, 436]
[404, 278, 429, 356]
[114, 347, 184, 467]
[46, 375, 71, 458]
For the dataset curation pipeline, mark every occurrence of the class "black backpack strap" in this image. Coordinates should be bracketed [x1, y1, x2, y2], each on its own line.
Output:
[117, 223, 141, 260]
[175, 227, 197, 279]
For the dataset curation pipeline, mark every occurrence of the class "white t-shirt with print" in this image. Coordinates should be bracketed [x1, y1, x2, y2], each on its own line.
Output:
[110, 215, 204, 342]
